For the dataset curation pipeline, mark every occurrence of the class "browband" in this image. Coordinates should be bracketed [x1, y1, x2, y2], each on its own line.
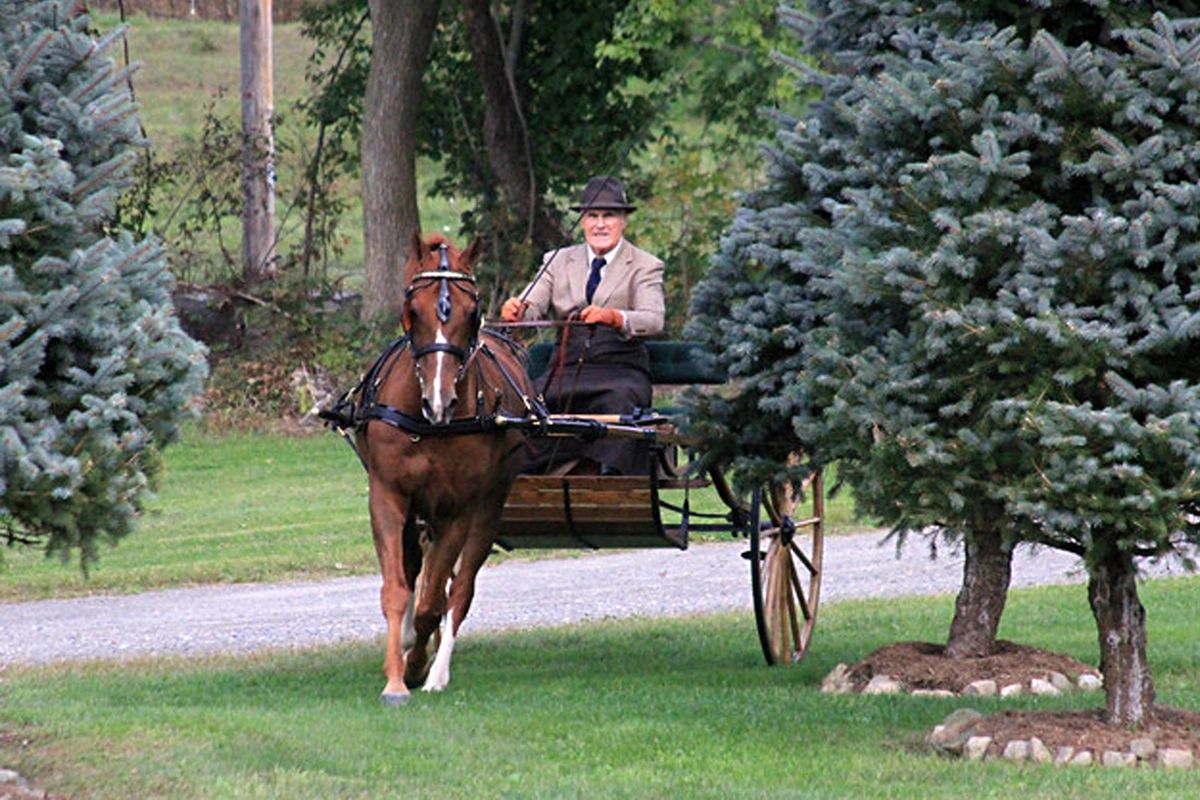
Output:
[408, 270, 477, 284]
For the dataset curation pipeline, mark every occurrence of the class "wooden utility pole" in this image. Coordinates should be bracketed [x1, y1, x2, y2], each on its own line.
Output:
[240, 0, 276, 284]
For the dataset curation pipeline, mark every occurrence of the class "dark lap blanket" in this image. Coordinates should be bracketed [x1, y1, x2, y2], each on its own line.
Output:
[525, 327, 652, 475]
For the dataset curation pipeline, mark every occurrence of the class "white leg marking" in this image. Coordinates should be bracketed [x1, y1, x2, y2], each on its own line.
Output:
[422, 614, 456, 692]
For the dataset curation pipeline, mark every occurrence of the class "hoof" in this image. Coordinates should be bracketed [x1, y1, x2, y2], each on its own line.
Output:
[380, 691, 411, 706]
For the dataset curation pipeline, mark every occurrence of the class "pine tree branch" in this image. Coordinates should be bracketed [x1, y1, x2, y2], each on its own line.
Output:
[6, 30, 54, 90]
[1029, 535, 1087, 556]
[3, 521, 46, 547]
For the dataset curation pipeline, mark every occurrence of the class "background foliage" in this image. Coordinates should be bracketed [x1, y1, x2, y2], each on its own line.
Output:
[301, 0, 799, 325]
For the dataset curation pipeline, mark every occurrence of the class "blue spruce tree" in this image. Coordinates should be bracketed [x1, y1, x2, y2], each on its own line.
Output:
[1, 1, 207, 566]
[689, 0, 1200, 727]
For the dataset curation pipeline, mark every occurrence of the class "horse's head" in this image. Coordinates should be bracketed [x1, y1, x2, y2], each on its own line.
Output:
[401, 233, 485, 425]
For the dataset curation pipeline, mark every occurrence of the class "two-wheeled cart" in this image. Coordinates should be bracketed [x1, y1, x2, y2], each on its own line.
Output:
[496, 340, 824, 665]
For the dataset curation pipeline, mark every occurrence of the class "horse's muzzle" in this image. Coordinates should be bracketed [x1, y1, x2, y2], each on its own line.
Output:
[421, 395, 458, 426]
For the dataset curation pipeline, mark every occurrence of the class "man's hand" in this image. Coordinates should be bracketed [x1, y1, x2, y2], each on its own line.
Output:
[580, 305, 624, 329]
[501, 297, 528, 322]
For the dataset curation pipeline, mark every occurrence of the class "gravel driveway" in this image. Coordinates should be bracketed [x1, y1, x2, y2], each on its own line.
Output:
[1, 530, 1193, 667]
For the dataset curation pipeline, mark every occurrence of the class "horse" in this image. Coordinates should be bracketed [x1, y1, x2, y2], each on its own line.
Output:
[354, 232, 538, 704]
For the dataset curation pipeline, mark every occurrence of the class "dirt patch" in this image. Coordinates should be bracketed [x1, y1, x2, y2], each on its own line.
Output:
[844, 641, 1200, 763]
[971, 706, 1200, 758]
[844, 640, 1098, 693]
[0, 775, 66, 800]
[0, 730, 66, 800]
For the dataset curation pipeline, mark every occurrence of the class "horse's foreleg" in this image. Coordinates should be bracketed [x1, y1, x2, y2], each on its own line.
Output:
[423, 516, 496, 693]
[405, 518, 468, 690]
[401, 591, 417, 653]
[400, 521, 428, 653]
[369, 479, 413, 705]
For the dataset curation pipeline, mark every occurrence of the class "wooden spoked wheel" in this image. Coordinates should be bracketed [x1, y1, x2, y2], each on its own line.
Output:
[749, 469, 824, 665]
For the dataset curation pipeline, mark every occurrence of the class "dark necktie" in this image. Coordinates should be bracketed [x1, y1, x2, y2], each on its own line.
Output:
[586, 256, 604, 304]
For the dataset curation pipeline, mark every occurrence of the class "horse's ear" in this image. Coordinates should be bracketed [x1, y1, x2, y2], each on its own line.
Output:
[399, 232, 424, 331]
[462, 237, 485, 270]
[404, 231, 425, 281]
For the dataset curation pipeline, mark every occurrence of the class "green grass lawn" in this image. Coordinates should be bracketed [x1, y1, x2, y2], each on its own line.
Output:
[0, 430, 866, 603]
[2, 579, 1197, 798]
[93, 13, 314, 152]
[0, 430, 373, 601]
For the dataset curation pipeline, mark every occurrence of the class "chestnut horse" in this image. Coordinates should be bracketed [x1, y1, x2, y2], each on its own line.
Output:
[356, 233, 537, 704]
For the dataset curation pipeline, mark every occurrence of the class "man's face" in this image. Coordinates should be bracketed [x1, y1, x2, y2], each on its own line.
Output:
[581, 209, 627, 256]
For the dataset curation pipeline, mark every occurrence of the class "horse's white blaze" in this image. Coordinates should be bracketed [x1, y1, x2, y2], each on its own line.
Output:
[422, 614, 456, 692]
[427, 328, 452, 422]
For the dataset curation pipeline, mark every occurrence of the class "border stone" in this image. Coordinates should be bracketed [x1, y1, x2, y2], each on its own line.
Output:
[1053, 746, 1075, 767]
[0, 769, 28, 788]
[963, 679, 997, 697]
[1068, 750, 1094, 766]
[1159, 749, 1195, 769]
[1077, 674, 1103, 691]
[999, 683, 1024, 698]
[1029, 678, 1059, 697]
[964, 736, 991, 761]
[820, 663, 853, 694]
[1002, 740, 1029, 761]
[863, 674, 904, 695]
[1129, 737, 1156, 761]
[1029, 737, 1053, 764]
[1101, 750, 1136, 768]
[927, 708, 984, 753]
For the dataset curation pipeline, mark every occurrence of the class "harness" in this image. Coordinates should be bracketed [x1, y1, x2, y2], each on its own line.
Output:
[319, 328, 548, 451]
[319, 243, 657, 468]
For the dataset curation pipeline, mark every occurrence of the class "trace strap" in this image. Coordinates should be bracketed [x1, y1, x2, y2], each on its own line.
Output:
[318, 333, 552, 467]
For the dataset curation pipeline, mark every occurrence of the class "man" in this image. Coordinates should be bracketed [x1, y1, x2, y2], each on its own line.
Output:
[501, 175, 665, 474]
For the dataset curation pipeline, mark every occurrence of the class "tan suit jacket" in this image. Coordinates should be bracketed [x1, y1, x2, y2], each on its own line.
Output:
[520, 241, 665, 338]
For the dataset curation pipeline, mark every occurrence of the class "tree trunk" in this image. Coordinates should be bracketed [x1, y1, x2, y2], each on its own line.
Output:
[459, 0, 566, 254]
[1088, 545, 1155, 727]
[361, 0, 438, 321]
[944, 526, 1012, 659]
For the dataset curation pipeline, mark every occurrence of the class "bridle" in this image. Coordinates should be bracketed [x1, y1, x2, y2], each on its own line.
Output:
[320, 241, 550, 453]
[404, 243, 482, 393]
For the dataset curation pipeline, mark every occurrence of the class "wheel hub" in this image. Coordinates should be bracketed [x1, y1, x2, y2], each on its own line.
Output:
[778, 515, 796, 546]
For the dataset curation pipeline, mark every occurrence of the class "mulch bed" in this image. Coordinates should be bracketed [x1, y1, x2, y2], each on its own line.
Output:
[843, 640, 1200, 759]
[844, 640, 1098, 693]
[971, 707, 1200, 758]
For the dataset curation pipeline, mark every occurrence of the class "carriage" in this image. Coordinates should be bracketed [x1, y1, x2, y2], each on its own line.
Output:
[323, 235, 824, 703]
[493, 338, 825, 667]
